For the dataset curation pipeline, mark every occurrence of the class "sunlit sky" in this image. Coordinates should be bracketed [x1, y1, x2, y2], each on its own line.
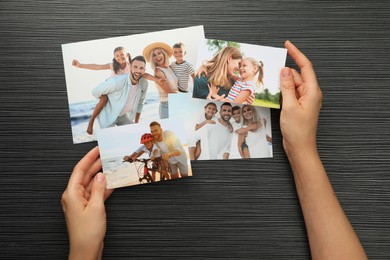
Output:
[62, 26, 204, 104]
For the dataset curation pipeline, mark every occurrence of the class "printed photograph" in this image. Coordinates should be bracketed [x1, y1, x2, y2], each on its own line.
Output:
[192, 39, 286, 109]
[97, 117, 192, 189]
[62, 25, 205, 144]
[170, 94, 272, 160]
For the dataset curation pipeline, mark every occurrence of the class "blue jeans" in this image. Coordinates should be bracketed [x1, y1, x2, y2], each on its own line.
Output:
[159, 101, 169, 119]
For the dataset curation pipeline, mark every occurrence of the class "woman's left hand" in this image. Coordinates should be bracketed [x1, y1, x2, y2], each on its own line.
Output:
[62, 147, 113, 260]
[157, 78, 167, 86]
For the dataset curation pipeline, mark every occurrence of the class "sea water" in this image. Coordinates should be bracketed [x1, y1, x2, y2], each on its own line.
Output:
[69, 92, 160, 144]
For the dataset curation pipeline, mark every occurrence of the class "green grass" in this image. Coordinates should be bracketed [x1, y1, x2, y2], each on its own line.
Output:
[252, 99, 280, 109]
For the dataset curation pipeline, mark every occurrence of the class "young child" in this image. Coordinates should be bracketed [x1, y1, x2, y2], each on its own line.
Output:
[125, 133, 170, 182]
[208, 58, 264, 105]
[169, 42, 195, 93]
[230, 105, 249, 159]
[72, 46, 164, 135]
[188, 102, 218, 160]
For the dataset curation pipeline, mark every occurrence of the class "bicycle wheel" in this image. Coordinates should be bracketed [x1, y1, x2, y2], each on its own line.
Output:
[137, 164, 149, 184]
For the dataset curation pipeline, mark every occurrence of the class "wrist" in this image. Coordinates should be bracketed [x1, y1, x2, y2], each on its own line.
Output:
[69, 243, 100, 260]
[284, 143, 319, 166]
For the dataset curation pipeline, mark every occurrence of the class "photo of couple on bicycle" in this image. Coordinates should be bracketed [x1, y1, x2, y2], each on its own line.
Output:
[97, 118, 191, 189]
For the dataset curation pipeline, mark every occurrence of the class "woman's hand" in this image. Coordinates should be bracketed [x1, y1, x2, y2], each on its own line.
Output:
[62, 147, 113, 260]
[250, 122, 262, 132]
[156, 78, 167, 86]
[195, 64, 208, 78]
[280, 41, 367, 260]
[280, 40, 322, 157]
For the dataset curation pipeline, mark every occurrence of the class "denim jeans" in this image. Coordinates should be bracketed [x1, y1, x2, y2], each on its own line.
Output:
[159, 101, 169, 119]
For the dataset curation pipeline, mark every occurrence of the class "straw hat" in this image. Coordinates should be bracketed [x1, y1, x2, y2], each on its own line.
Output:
[142, 42, 173, 63]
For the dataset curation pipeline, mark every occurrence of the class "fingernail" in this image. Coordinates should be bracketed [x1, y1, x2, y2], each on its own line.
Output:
[97, 172, 105, 183]
[282, 68, 291, 78]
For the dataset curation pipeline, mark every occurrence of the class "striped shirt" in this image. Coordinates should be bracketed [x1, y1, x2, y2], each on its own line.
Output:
[226, 79, 256, 105]
[170, 61, 195, 92]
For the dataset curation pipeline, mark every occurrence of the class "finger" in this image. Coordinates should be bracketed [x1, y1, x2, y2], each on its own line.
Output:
[285, 40, 318, 87]
[82, 157, 102, 187]
[68, 146, 100, 188]
[88, 172, 106, 210]
[104, 189, 114, 201]
[280, 67, 299, 109]
[291, 68, 303, 87]
[85, 178, 93, 201]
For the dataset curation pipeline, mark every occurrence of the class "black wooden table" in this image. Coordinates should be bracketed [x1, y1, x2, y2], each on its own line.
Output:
[1, 0, 389, 259]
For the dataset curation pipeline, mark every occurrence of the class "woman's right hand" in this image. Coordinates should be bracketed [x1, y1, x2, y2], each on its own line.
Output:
[280, 41, 322, 157]
[72, 59, 81, 68]
[62, 147, 113, 260]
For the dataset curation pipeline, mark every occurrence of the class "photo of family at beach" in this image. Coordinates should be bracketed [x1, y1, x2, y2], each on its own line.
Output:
[169, 94, 272, 160]
[192, 39, 286, 109]
[97, 117, 191, 189]
[61, 26, 204, 144]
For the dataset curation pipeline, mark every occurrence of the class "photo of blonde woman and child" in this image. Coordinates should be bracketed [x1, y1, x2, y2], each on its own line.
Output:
[192, 39, 287, 109]
[96, 117, 192, 189]
[169, 94, 272, 160]
[61, 26, 204, 144]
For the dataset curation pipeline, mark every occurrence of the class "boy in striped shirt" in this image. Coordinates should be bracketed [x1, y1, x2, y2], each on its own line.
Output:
[170, 42, 195, 92]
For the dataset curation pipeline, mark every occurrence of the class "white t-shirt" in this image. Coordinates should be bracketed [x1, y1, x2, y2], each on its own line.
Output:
[157, 141, 179, 164]
[109, 62, 131, 77]
[142, 144, 161, 157]
[229, 120, 243, 159]
[194, 119, 233, 160]
[119, 82, 138, 116]
[196, 113, 217, 126]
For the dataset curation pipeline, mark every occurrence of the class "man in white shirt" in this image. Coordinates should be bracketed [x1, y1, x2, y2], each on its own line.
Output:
[149, 121, 188, 179]
[193, 102, 233, 160]
[91, 56, 148, 128]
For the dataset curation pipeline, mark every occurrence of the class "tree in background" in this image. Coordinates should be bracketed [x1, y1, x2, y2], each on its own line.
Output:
[206, 39, 241, 56]
[255, 89, 280, 104]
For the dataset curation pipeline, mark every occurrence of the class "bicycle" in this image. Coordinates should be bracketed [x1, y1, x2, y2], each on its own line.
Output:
[123, 157, 171, 184]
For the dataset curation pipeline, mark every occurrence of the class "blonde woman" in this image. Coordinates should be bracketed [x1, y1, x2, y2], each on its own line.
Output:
[193, 46, 243, 99]
[237, 105, 272, 158]
[143, 42, 179, 119]
[208, 57, 264, 105]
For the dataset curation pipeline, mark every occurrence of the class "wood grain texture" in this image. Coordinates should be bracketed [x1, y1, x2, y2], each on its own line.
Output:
[0, 0, 389, 259]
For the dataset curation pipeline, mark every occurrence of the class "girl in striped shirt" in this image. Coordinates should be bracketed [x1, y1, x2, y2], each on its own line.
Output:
[208, 58, 264, 105]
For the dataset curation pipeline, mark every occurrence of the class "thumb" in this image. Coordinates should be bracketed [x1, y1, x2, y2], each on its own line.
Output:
[280, 67, 299, 108]
[89, 172, 106, 208]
